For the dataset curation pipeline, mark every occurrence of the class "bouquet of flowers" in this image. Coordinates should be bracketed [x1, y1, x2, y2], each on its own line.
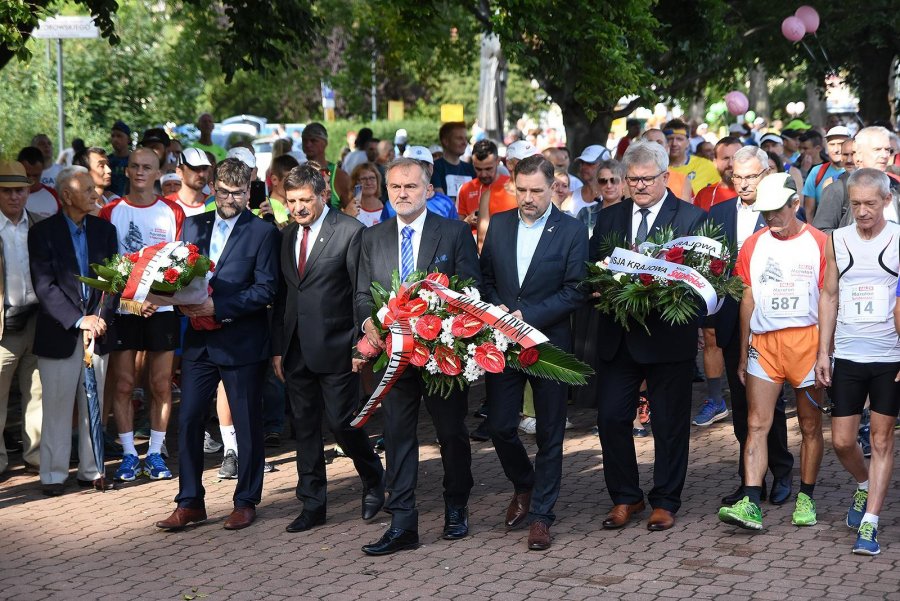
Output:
[77, 241, 215, 315]
[584, 222, 744, 333]
[351, 270, 592, 426]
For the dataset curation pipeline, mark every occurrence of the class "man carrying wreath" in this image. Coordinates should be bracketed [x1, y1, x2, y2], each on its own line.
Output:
[588, 140, 707, 532]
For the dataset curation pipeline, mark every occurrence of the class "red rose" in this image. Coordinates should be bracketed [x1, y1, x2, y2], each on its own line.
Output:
[664, 246, 685, 264]
[414, 314, 442, 341]
[186, 243, 199, 254]
[474, 343, 506, 373]
[639, 273, 654, 286]
[518, 347, 540, 368]
[187, 254, 199, 267]
[356, 336, 381, 359]
[709, 258, 726, 276]
[409, 340, 431, 367]
[433, 345, 462, 376]
[126, 252, 140, 263]
[209, 260, 216, 272]
[163, 268, 180, 284]
[450, 314, 484, 338]
[425, 272, 450, 287]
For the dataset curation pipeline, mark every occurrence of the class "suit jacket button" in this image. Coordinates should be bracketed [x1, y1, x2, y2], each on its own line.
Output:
[516, 297, 521, 302]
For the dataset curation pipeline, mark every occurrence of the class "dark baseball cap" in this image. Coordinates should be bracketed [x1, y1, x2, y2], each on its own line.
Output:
[140, 127, 170, 147]
[112, 120, 131, 136]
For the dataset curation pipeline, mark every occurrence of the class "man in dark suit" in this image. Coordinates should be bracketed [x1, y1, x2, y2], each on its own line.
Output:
[29, 166, 118, 495]
[708, 146, 793, 506]
[156, 158, 280, 531]
[356, 157, 481, 555]
[271, 165, 384, 533]
[588, 140, 707, 531]
[480, 155, 587, 551]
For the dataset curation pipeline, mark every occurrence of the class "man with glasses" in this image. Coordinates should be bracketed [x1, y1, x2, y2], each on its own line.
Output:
[708, 147, 793, 507]
[589, 141, 707, 532]
[167, 148, 212, 217]
[99, 147, 186, 483]
[718, 172, 827, 531]
[156, 158, 279, 532]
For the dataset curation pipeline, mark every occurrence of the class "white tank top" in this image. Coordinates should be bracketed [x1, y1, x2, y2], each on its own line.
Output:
[833, 221, 900, 362]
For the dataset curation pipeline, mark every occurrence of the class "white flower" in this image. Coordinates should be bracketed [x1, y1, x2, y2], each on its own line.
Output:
[595, 256, 611, 270]
[389, 291, 397, 300]
[463, 358, 484, 382]
[612, 272, 627, 283]
[425, 357, 440, 374]
[462, 286, 481, 301]
[409, 317, 419, 331]
[418, 290, 443, 310]
[172, 245, 190, 260]
[117, 262, 130, 275]
[440, 331, 455, 346]
[466, 343, 477, 356]
[492, 330, 510, 352]
[442, 317, 454, 333]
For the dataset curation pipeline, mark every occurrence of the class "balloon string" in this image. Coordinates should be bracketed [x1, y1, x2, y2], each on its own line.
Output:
[799, 40, 819, 65]
[812, 34, 836, 74]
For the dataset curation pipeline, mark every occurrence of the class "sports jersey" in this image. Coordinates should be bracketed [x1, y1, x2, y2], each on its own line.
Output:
[693, 182, 736, 212]
[191, 142, 227, 163]
[802, 162, 844, 207]
[357, 206, 383, 228]
[26, 185, 59, 219]
[166, 193, 208, 218]
[457, 175, 517, 218]
[666, 169, 692, 201]
[834, 222, 900, 362]
[736, 224, 827, 334]
[431, 158, 475, 198]
[669, 155, 721, 194]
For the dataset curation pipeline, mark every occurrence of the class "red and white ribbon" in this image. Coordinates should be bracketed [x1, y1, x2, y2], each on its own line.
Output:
[121, 241, 180, 302]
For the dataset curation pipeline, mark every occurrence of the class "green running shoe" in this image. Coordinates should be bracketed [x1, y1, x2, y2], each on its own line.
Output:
[792, 492, 817, 526]
[718, 496, 763, 530]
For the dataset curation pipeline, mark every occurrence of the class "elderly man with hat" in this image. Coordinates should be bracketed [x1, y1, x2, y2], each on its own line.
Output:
[0, 160, 43, 478]
[301, 122, 351, 210]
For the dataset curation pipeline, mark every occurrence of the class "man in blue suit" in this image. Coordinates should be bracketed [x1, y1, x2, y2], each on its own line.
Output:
[708, 146, 793, 506]
[156, 158, 280, 531]
[479, 155, 588, 551]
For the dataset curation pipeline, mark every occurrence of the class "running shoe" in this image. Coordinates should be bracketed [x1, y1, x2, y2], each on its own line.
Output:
[143, 452, 173, 480]
[218, 450, 238, 479]
[846, 488, 868, 529]
[852, 522, 880, 556]
[718, 496, 763, 530]
[473, 403, 488, 419]
[692, 398, 728, 426]
[114, 454, 141, 482]
[791, 492, 817, 526]
[633, 427, 649, 438]
[518, 417, 537, 434]
[858, 424, 871, 458]
[204, 431, 223, 454]
[637, 395, 651, 425]
[564, 418, 574, 430]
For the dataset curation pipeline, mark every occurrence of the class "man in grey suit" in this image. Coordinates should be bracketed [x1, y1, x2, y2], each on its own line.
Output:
[356, 157, 481, 555]
[272, 165, 385, 533]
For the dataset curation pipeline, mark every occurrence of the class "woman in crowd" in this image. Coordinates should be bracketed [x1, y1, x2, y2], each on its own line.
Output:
[351, 162, 384, 227]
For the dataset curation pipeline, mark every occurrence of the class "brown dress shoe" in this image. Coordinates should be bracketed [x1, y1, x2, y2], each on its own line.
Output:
[155, 507, 207, 531]
[505, 490, 532, 528]
[601, 500, 646, 529]
[527, 521, 551, 551]
[647, 508, 675, 531]
[224, 506, 256, 530]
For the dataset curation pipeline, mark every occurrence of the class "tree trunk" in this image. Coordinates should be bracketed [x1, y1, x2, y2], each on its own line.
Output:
[748, 65, 769, 119]
[856, 46, 895, 123]
[805, 82, 826, 128]
[560, 99, 613, 157]
[688, 95, 705, 126]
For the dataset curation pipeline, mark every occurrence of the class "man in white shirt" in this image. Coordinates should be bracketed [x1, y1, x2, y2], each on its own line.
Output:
[31, 133, 62, 189]
[18, 146, 59, 219]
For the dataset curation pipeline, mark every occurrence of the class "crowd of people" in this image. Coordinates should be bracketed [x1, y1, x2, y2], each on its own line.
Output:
[2, 110, 900, 557]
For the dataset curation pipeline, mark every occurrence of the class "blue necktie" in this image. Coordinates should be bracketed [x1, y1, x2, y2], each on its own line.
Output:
[210, 220, 228, 264]
[400, 225, 415, 282]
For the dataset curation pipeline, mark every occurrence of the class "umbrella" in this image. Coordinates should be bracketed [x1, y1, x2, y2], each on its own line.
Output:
[83, 326, 106, 489]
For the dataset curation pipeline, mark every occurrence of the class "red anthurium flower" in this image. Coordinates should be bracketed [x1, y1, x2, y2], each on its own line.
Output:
[664, 246, 685, 265]
[474, 343, 506, 373]
[414, 314, 442, 341]
[433, 345, 462, 376]
[450, 314, 484, 338]
[639, 273, 654, 286]
[425, 272, 450, 287]
[709, 258, 726, 276]
[409, 340, 431, 367]
[163, 268, 180, 284]
[518, 347, 540, 368]
[387, 296, 428, 322]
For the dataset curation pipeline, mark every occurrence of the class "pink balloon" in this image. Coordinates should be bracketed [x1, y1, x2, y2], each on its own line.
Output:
[724, 91, 749, 116]
[781, 16, 806, 42]
[794, 6, 820, 34]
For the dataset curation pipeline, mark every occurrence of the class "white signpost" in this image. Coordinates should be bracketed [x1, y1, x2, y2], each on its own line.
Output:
[32, 16, 100, 151]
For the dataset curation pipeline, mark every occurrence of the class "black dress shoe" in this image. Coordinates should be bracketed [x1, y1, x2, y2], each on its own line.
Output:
[442, 506, 469, 540]
[42, 483, 65, 496]
[361, 527, 419, 556]
[769, 475, 792, 505]
[286, 510, 326, 533]
[469, 420, 490, 442]
[722, 485, 744, 505]
[77, 477, 115, 491]
[362, 488, 385, 520]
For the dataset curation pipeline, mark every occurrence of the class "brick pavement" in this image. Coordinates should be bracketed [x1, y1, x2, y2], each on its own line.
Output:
[2, 381, 900, 601]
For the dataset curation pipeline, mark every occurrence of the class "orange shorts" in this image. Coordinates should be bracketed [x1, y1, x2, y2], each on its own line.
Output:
[747, 325, 818, 388]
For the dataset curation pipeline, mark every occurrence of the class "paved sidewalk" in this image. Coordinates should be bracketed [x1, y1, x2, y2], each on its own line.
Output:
[2, 381, 899, 600]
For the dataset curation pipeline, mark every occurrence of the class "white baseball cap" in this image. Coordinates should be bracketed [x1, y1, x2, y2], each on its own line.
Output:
[576, 144, 611, 163]
[402, 145, 434, 165]
[180, 147, 212, 168]
[753, 172, 799, 212]
[506, 140, 540, 161]
[825, 125, 852, 140]
[759, 133, 784, 146]
[160, 172, 182, 185]
[394, 128, 409, 144]
[226, 146, 256, 169]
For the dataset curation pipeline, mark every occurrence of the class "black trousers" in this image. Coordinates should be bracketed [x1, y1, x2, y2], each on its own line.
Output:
[176, 350, 266, 509]
[722, 332, 793, 483]
[596, 343, 693, 513]
[485, 369, 568, 524]
[380, 371, 473, 531]
[284, 338, 384, 514]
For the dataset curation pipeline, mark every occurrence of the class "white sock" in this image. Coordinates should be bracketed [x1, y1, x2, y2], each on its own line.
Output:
[857, 480, 869, 491]
[119, 432, 137, 457]
[220, 425, 238, 455]
[861, 513, 878, 527]
[148, 430, 166, 455]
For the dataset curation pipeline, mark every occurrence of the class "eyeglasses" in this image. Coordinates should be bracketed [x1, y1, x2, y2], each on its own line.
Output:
[358, 176, 377, 183]
[624, 172, 665, 187]
[598, 177, 620, 185]
[731, 169, 768, 184]
[215, 187, 247, 199]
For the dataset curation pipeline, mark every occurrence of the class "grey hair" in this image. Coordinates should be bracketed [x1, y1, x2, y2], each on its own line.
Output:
[55, 165, 89, 195]
[622, 140, 668, 172]
[597, 159, 625, 180]
[855, 126, 891, 151]
[847, 168, 891, 198]
[732, 145, 769, 168]
[385, 157, 430, 187]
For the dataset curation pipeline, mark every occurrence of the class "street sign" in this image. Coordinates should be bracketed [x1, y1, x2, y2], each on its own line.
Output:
[33, 16, 99, 39]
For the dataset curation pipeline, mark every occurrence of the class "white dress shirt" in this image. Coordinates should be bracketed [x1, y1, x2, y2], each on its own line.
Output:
[396, 209, 428, 273]
[294, 206, 329, 267]
[630, 197, 666, 243]
[736, 199, 759, 250]
[516, 204, 552, 285]
[0, 212, 37, 307]
[210, 212, 240, 265]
